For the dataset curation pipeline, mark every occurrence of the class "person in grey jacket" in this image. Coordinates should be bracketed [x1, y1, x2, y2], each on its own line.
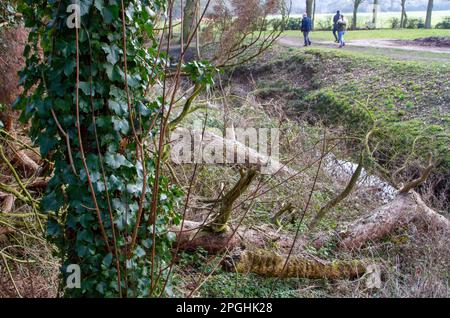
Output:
[332, 10, 341, 43]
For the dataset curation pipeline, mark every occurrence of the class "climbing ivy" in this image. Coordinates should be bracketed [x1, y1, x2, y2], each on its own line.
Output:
[14, 0, 199, 297]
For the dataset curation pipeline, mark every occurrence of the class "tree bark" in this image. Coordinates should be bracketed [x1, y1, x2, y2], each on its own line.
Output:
[183, 0, 198, 45]
[305, 0, 313, 18]
[425, 0, 433, 29]
[209, 168, 258, 233]
[372, 0, 379, 25]
[352, 0, 362, 30]
[400, 0, 408, 28]
[338, 191, 449, 250]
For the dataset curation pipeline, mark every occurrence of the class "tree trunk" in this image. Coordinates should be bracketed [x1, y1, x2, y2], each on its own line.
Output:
[305, 0, 313, 18]
[338, 191, 449, 250]
[352, 1, 361, 30]
[400, 0, 407, 28]
[425, 0, 433, 29]
[372, 0, 379, 25]
[195, 0, 201, 59]
[312, 0, 316, 29]
[183, 0, 197, 45]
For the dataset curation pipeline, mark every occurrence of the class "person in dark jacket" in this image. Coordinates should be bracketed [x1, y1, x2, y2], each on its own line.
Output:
[332, 10, 341, 43]
[301, 13, 312, 46]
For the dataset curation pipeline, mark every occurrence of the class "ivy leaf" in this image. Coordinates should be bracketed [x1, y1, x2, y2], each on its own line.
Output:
[112, 117, 130, 134]
[79, 0, 94, 17]
[94, 0, 104, 12]
[102, 44, 120, 65]
[79, 82, 94, 96]
[108, 100, 127, 116]
[105, 64, 122, 81]
[135, 246, 146, 258]
[105, 153, 133, 169]
[39, 134, 57, 157]
[102, 253, 113, 267]
[101, 5, 119, 24]
[64, 60, 76, 76]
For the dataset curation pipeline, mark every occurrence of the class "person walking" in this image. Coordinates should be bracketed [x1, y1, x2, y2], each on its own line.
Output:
[301, 13, 312, 47]
[337, 15, 348, 48]
[332, 10, 341, 43]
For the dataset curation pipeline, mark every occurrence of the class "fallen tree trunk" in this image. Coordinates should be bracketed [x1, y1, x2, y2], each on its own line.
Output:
[338, 191, 449, 250]
[174, 220, 240, 254]
[173, 221, 367, 279]
[225, 250, 366, 279]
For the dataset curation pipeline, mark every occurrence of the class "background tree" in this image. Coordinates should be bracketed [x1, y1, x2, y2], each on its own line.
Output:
[352, 0, 365, 29]
[400, 0, 408, 28]
[183, 0, 198, 44]
[372, 0, 379, 25]
[425, 0, 434, 28]
[306, 0, 313, 18]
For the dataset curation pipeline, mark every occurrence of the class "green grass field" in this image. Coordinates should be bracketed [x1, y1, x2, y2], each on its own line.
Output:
[283, 28, 450, 41]
[277, 10, 450, 29]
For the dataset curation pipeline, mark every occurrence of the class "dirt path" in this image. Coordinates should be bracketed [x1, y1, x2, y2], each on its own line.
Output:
[278, 36, 450, 60]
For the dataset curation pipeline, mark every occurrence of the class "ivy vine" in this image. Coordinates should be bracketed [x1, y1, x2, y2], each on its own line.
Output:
[14, 0, 216, 297]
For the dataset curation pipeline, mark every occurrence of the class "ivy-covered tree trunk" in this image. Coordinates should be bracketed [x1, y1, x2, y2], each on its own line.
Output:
[16, 0, 183, 297]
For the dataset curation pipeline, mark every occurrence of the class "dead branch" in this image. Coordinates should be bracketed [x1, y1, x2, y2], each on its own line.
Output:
[1, 194, 15, 213]
[271, 202, 295, 226]
[208, 168, 258, 232]
[26, 177, 49, 190]
[0, 227, 14, 236]
[399, 153, 434, 194]
[309, 151, 364, 230]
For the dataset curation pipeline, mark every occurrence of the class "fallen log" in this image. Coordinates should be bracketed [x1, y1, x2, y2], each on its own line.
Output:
[173, 221, 367, 279]
[171, 128, 297, 176]
[317, 191, 450, 251]
[174, 221, 240, 254]
[224, 249, 366, 279]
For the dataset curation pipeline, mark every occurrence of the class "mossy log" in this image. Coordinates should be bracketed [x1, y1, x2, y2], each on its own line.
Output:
[225, 250, 366, 279]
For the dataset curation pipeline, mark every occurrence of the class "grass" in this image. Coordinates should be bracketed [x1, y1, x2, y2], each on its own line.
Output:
[283, 28, 450, 41]
[235, 47, 450, 191]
